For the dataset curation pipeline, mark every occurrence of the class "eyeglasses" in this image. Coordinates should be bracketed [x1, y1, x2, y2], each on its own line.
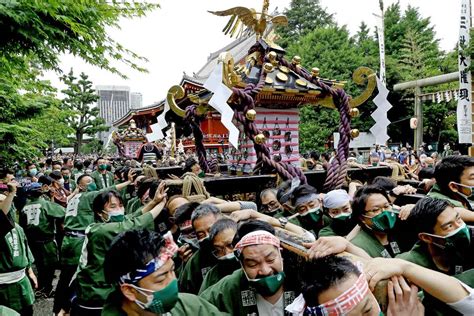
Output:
[212, 244, 234, 258]
[364, 204, 392, 217]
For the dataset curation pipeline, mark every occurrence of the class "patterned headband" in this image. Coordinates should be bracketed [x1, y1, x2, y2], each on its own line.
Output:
[305, 272, 369, 316]
[119, 231, 179, 284]
[234, 230, 280, 257]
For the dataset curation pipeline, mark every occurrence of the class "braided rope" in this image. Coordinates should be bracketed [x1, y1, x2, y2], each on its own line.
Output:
[277, 58, 352, 191]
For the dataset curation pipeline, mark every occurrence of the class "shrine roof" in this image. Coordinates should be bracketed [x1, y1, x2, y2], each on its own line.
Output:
[113, 101, 164, 127]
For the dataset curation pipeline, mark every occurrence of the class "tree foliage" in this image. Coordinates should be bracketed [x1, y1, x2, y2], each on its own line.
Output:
[60, 70, 109, 154]
[0, 0, 158, 166]
[277, 1, 457, 152]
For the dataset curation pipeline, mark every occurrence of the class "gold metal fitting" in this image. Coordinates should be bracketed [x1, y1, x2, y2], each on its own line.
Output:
[245, 109, 257, 121]
[292, 56, 301, 65]
[263, 63, 274, 73]
[311, 67, 320, 77]
[350, 129, 360, 138]
[267, 51, 278, 65]
[276, 72, 288, 82]
[254, 133, 266, 144]
[349, 108, 360, 118]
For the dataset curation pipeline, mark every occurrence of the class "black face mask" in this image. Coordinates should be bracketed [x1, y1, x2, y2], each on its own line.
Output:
[198, 236, 212, 252]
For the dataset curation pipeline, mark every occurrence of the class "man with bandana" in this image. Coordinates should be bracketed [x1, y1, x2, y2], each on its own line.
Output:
[201, 220, 301, 316]
[286, 255, 423, 316]
[53, 172, 135, 315]
[199, 218, 240, 294]
[21, 181, 65, 297]
[91, 158, 114, 190]
[349, 186, 408, 258]
[70, 182, 168, 315]
[397, 197, 474, 276]
[428, 155, 474, 210]
[102, 229, 225, 315]
[178, 204, 223, 294]
[319, 189, 356, 237]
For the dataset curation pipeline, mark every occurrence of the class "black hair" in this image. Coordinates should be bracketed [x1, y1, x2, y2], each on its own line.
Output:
[104, 229, 165, 283]
[136, 178, 157, 199]
[95, 157, 105, 165]
[92, 190, 123, 220]
[49, 170, 62, 181]
[290, 184, 318, 206]
[302, 255, 360, 307]
[52, 161, 62, 167]
[408, 197, 453, 234]
[174, 202, 201, 226]
[310, 151, 320, 161]
[38, 175, 53, 186]
[63, 157, 71, 165]
[418, 167, 435, 181]
[183, 157, 198, 172]
[83, 160, 92, 168]
[370, 176, 396, 192]
[191, 203, 221, 224]
[209, 218, 238, 242]
[232, 220, 275, 247]
[45, 158, 53, 165]
[321, 152, 330, 161]
[74, 160, 84, 171]
[435, 155, 474, 194]
[351, 185, 391, 220]
[61, 166, 71, 172]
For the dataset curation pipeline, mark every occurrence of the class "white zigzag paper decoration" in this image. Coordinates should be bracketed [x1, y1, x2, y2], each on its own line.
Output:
[369, 76, 392, 145]
[204, 62, 239, 148]
[147, 98, 171, 142]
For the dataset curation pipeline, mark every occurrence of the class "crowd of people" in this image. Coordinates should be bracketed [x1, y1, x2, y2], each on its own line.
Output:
[0, 149, 473, 316]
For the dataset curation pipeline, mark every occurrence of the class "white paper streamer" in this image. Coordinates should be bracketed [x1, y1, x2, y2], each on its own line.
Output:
[457, 0, 472, 144]
[146, 98, 170, 142]
[204, 63, 239, 148]
[369, 76, 392, 145]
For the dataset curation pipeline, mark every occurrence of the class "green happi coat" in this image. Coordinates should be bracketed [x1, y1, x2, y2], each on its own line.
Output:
[21, 197, 65, 267]
[0, 224, 35, 313]
[178, 246, 217, 294]
[318, 217, 356, 237]
[199, 257, 241, 294]
[61, 187, 116, 266]
[350, 228, 402, 258]
[91, 170, 115, 190]
[75, 211, 154, 307]
[201, 268, 298, 316]
[102, 291, 227, 316]
[0, 305, 19, 316]
[427, 184, 466, 208]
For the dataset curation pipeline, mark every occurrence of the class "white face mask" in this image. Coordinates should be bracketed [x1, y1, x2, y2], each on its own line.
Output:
[218, 252, 236, 261]
[58, 178, 65, 186]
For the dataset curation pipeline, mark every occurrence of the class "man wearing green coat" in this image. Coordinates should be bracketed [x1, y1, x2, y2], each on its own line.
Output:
[199, 218, 240, 294]
[71, 182, 168, 315]
[90, 158, 114, 191]
[21, 182, 65, 296]
[53, 173, 133, 315]
[102, 229, 226, 316]
[319, 189, 356, 237]
[0, 192, 37, 316]
[178, 203, 222, 294]
[201, 220, 300, 316]
[427, 155, 474, 210]
[397, 197, 474, 275]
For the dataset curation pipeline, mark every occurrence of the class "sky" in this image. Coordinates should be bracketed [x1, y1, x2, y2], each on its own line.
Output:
[44, 0, 460, 107]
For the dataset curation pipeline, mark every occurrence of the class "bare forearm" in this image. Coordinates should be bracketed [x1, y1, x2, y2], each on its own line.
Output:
[115, 180, 132, 192]
[400, 259, 468, 303]
[346, 242, 371, 259]
[1, 193, 14, 215]
[149, 201, 166, 219]
[216, 202, 241, 213]
[457, 207, 474, 223]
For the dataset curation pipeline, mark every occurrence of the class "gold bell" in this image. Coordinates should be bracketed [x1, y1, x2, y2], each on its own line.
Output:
[311, 67, 320, 77]
[349, 108, 360, 118]
[245, 109, 257, 121]
[254, 133, 266, 144]
[292, 56, 301, 65]
[267, 51, 277, 64]
[350, 129, 360, 138]
[263, 63, 274, 73]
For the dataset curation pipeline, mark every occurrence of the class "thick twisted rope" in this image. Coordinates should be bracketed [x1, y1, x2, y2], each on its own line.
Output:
[277, 57, 352, 191]
[185, 105, 210, 173]
[230, 55, 307, 184]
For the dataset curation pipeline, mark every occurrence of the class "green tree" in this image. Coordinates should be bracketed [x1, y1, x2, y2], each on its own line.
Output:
[277, 0, 334, 48]
[0, 0, 158, 165]
[60, 70, 108, 154]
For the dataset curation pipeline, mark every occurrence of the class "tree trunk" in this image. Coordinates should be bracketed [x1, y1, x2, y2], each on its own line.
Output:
[76, 131, 83, 154]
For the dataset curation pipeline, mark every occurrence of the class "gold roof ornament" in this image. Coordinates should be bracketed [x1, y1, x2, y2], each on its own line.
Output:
[209, 0, 288, 40]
